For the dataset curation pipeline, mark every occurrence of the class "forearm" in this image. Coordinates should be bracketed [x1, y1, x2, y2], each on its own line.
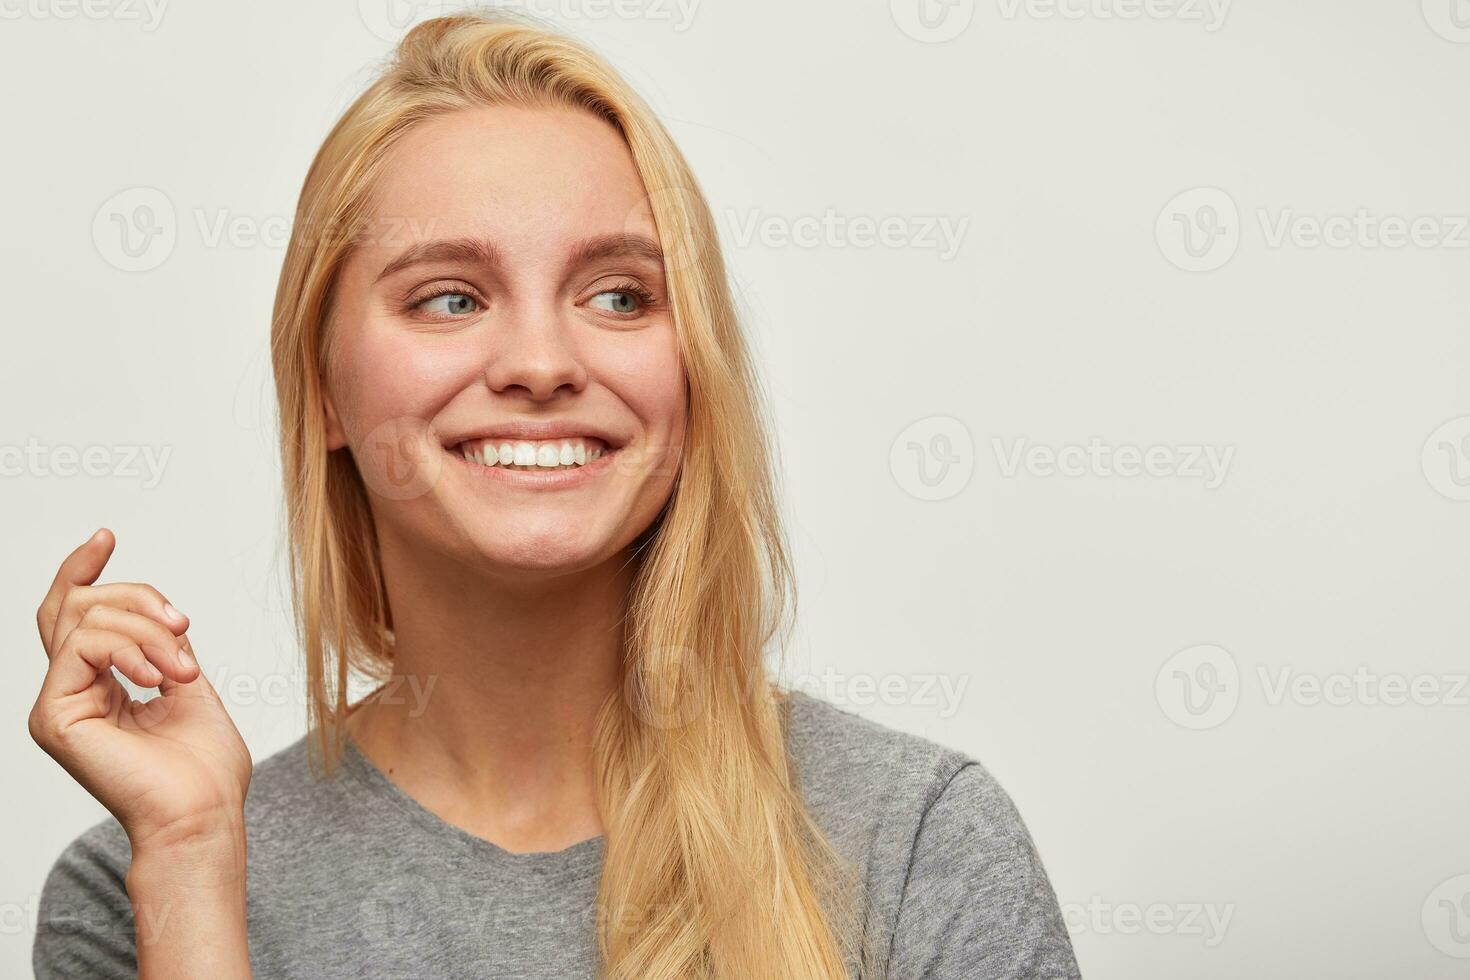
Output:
[125, 824, 251, 980]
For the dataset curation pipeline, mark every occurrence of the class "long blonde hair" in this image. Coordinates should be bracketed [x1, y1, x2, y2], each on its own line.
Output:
[270, 11, 862, 980]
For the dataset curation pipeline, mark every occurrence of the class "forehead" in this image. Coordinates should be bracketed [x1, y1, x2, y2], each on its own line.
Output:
[366, 104, 655, 254]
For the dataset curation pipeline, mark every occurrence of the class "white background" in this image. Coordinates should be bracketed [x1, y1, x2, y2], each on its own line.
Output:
[2, 1, 1468, 977]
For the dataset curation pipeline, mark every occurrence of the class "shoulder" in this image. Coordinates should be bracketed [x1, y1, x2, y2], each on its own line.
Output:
[780, 689, 1080, 979]
[241, 731, 342, 823]
[33, 813, 134, 978]
[781, 686, 1009, 846]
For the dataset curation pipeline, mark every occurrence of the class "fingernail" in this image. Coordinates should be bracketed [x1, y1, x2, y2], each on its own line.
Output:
[163, 602, 186, 623]
[178, 648, 196, 670]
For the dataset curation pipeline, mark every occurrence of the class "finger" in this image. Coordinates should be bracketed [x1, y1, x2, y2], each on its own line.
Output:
[73, 605, 197, 683]
[39, 627, 161, 701]
[155, 633, 205, 697]
[106, 640, 165, 689]
[37, 528, 115, 657]
[53, 582, 190, 656]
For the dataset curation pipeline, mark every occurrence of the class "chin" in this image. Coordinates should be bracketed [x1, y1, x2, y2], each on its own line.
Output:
[460, 523, 622, 578]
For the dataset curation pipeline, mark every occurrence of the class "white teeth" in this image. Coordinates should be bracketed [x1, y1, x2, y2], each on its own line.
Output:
[459, 437, 611, 471]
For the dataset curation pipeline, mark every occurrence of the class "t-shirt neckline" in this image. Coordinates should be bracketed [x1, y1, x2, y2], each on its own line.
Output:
[337, 731, 606, 883]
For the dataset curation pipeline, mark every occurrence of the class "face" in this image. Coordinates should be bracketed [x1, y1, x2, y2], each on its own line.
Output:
[322, 105, 687, 577]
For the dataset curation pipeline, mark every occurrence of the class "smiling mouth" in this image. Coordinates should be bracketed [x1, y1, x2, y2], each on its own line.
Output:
[453, 436, 613, 472]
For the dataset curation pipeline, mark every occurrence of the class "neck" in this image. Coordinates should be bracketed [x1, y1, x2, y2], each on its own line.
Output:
[347, 521, 635, 853]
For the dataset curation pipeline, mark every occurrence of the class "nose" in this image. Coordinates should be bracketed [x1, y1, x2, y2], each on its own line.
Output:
[481, 302, 588, 401]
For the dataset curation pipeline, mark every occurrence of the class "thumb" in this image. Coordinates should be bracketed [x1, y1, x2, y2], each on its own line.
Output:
[37, 528, 117, 653]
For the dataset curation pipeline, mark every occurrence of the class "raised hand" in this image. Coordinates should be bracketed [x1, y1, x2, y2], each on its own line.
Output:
[29, 528, 251, 853]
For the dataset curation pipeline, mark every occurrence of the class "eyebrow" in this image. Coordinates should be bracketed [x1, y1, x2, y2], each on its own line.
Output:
[374, 232, 665, 283]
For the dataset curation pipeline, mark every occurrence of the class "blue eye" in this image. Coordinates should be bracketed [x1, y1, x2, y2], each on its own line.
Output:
[588, 288, 650, 315]
[419, 292, 478, 316]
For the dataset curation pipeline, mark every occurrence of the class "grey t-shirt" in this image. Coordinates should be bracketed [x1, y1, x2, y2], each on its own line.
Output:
[33, 690, 1080, 979]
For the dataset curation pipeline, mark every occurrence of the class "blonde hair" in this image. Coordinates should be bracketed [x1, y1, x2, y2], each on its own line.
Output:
[269, 12, 864, 979]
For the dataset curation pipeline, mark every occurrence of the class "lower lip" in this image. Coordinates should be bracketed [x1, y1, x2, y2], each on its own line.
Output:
[448, 446, 622, 489]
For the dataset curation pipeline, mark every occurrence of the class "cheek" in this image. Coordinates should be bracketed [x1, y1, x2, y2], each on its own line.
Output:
[597, 331, 687, 488]
[601, 328, 687, 433]
[333, 325, 476, 441]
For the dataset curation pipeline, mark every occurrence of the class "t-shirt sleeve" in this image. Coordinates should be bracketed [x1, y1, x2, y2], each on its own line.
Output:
[33, 819, 139, 979]
[884, 762, 1080, 980]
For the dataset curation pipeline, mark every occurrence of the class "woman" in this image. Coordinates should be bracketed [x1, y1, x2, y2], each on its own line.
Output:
[29, 13, 1079, 979]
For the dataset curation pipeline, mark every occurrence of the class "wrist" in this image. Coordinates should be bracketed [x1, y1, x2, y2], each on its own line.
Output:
[127, 812, 247, 894]
[124, 822, 251, 972]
